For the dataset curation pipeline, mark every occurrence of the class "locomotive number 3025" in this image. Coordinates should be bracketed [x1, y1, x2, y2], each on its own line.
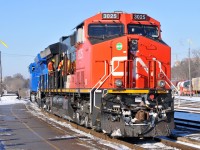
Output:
[133, 14, 147, 21]
[102, 13, 119, 19]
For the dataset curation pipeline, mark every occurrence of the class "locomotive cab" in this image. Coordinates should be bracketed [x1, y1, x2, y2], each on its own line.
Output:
[84, 12, 174, 137]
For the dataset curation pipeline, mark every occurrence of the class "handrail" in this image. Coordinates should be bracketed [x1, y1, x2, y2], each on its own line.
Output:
[154, 58, 178, 93]
[90, 60, 121, 113]
[90, 61, 107, 113]
[124, 60, 133, 88]
[154, 58, 181, 106]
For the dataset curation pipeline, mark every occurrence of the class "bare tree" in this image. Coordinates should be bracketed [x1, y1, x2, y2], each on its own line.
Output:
[3, 73, 29, 98]
[192, 49, 200, 77]
[172, 49, 200, 81]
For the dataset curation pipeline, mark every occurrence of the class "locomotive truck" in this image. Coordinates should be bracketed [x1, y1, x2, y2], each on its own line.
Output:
[29, 11, 174, 137]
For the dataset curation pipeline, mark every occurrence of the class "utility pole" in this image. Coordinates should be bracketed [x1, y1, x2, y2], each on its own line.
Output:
[0, 51, 1, 94]
[0, 40, 8, 95]
[188, 41, 192, 97]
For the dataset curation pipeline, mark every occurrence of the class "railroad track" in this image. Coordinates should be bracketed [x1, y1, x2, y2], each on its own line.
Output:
[174, 98, 200, 113]
[175, 118, 200, 130]
[26, 102, 199, 150]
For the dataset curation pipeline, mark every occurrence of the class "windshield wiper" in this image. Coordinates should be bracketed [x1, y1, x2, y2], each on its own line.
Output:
[89, 35, 104, 40]
[105, 34, 121, 38]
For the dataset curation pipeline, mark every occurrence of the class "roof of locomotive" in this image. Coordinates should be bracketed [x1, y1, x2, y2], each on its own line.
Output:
[81, 11, 160, 27]
[40, 42, 64, 59]
[34, 53, 46, 64]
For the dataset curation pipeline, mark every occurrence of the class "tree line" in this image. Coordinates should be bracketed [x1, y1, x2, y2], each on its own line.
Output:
[172, 49, 200, 81]
[2, 73, 29, 98]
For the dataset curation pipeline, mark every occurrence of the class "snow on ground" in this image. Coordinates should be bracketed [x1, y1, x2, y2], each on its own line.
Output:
[0, 97, 130, 150]
[0, 96, 28, 105]
[0, 96, 28, 150]
[174, 96, 200, 121]
[184, 133, 200, 141]
[175, 111, 200, 121]
[27, 102, 130, 150]
[138, 141, 179, 150]
[160, 136, 200, 150]
[175, 96, 200, 101]
[1, 96, 200, 149]
[173, 96, 200, 148]
[27, 102, 193, 150]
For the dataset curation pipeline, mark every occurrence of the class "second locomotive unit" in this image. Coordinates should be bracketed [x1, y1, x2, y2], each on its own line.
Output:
[29, 11, 174, 137]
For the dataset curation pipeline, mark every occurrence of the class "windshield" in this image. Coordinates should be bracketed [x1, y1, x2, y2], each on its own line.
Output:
[128, 24, 159, 38]
[88, 24, 124, 38]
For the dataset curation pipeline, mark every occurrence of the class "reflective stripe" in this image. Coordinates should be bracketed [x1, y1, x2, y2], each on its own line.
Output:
[48, 62, 54, 71]
[107, 89, 149, 94]
[107, 89, 168, 94]
[58, 60, 63, 71]
[43, 89, 90, 93]
[48, 61, 54, 76]
[58, 60, 64, 75]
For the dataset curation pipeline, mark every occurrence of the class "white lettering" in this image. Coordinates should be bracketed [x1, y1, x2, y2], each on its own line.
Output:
[111, 56, 127, 76]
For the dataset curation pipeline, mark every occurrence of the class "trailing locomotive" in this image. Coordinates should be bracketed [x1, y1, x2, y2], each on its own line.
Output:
[29, 12, 174, 137]
[28, 53, 47, 102]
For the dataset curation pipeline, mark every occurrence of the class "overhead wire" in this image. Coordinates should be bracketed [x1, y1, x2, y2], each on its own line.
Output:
[2, 53, 35, 57]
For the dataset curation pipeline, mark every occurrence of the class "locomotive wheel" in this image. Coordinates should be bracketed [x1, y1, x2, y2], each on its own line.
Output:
[30, 94, 36, 103]
[75, 112, 81, 125]
[84, 115, 91, 128]
[94, 121, 101, 132]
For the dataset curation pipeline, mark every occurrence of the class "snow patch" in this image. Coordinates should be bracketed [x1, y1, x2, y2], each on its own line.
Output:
[27, 102, 131, 150]
[0, 96, 28, 105]
[139, 142, 179, 149]
[111, 129, 122, 137]
[185, 134, 200, 141]
[175, 96, 200, 101]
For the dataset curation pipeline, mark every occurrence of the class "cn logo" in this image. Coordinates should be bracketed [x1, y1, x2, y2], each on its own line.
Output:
[111, 56, 127, 76]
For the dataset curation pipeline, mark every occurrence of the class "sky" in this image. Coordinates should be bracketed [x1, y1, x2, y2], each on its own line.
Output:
[0, 0, 200, 78]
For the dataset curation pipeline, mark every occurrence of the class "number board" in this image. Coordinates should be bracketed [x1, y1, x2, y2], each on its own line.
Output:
[133, 14, 148, 21]
[102, 13, 120, 20]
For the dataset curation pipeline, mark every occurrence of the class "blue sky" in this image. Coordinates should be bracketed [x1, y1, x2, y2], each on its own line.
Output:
[0, 0, 200, 78]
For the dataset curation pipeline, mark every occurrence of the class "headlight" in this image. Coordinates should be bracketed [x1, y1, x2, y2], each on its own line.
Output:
[157, 80, 166, 88]
[115, 79, 123, 87]
[129, 39, 138, 52]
